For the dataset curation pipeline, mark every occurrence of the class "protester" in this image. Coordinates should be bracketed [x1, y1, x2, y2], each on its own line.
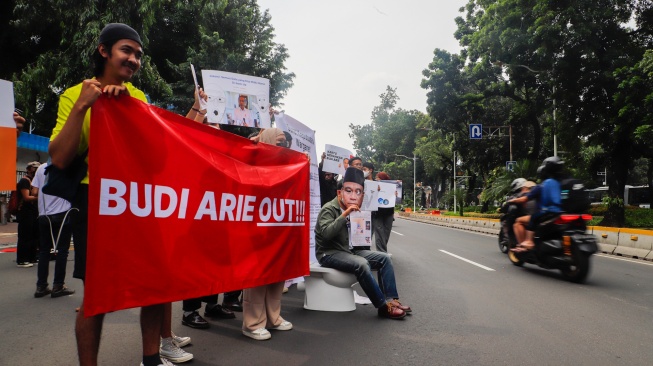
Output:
[16, 161, 40, 267]
[349, 156, 363, 170]
[160, 303, 193, 363]
[362, 162, 374, 181]
[374, 171, 395, 253]
[241, 128, 296, 340]
[48, 23, 192, 366]
[319, 152, 338, 206]
[315, 167, 411, 319]
[181, 295, 235, 329]
[30, 162, 76, 298]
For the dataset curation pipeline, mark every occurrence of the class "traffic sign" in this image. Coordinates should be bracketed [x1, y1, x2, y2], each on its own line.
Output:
[506, 161, 517, 171]
[469, 124, 482, 139]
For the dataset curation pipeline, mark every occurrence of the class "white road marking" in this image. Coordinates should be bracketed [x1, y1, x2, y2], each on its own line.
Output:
[596, 254, 653, 266]
[439, 250, 496, 271]
[391, 230, 404, 236]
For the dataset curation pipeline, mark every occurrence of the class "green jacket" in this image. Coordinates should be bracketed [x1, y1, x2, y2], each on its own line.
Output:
[315, 196, 353, 259]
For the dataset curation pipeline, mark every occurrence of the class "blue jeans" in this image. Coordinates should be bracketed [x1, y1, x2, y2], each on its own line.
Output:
[37, 212, 73, 287]
[318, 249, 399, 308]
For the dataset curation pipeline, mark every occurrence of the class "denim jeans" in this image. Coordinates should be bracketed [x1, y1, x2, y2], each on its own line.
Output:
[37, 212, 73, 287]
[318, 249, 399, 308]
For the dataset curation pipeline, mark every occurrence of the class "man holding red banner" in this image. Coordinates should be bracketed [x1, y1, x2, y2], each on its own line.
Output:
[48, 23, 178, 366]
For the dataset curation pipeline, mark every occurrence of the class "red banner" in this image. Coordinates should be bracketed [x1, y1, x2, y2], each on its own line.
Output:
[85, 96, 309, 317]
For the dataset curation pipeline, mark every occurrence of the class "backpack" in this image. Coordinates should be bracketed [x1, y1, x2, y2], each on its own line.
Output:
[8, 190, 20, 216]
[560, 178, 590, 213]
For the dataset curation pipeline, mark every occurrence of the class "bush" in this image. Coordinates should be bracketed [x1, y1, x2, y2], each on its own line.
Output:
[625, 209, 653, 229]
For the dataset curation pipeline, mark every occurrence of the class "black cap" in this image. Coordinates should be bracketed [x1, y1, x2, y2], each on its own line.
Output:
[99, 23, 142, 47]
[343, 167, 365, 187]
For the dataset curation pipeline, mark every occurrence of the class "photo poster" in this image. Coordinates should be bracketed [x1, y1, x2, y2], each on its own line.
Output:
[380, 180, 403, 205]
[275, 113, 319, 264]
[349, 210, 372, 247]
[201, 70, 271, 128]
[0, 79, 17, 191]
[361, 180, 380, 211]
[322, 144, 353, 176]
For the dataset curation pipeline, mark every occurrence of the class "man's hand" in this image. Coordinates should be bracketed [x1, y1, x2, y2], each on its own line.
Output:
[321, 152, 326, 161]
[342, 204, 360, 217]
[13, 112, 25, 138]
[103, 84, 130, 98]
[193, 87, 208, 109]
[75, 79, 103, 110]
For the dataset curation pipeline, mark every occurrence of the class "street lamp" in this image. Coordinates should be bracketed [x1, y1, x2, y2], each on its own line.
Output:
[493, 61, 557, 156]
[395, 153, 418, 212]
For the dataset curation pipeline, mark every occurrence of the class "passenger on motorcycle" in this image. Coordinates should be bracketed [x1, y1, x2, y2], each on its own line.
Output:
[509, 157, 564, 252]
[512, 180, 537, 244]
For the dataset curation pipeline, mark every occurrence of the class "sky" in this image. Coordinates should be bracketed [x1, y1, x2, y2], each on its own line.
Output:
[256, 0, 468, 156]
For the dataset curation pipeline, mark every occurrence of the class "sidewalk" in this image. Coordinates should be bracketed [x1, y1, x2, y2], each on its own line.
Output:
[0, 222, 18, 247]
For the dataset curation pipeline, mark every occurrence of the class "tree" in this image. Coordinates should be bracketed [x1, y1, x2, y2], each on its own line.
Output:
[4, 0, 294, 139]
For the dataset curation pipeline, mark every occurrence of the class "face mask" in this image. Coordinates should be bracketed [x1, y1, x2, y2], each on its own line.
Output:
[363, 171, 370, 178]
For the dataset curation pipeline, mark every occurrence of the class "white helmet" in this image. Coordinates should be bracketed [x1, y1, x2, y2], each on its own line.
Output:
[510, 178, 527, 193]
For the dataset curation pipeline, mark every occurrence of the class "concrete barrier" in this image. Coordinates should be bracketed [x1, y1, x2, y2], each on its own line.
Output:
[591, 226, 619, 254]
[613, 228, 652, 259]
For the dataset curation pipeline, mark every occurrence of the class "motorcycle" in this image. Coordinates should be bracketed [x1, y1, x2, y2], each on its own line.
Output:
[507, 213, 598, 283]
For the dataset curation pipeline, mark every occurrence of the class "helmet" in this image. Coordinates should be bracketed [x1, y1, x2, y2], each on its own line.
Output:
[540, 156, 564, 179]
[510, 178, 527, 193]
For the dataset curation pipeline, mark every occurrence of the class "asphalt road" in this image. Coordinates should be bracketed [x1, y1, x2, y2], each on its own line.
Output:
[1, 218, 652, 365]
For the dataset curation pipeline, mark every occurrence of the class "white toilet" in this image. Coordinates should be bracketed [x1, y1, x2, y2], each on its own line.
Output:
[303, 263, 358, 312]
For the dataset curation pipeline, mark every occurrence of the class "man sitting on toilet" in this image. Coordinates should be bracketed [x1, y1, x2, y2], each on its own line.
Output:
[315, 167, 411, 320]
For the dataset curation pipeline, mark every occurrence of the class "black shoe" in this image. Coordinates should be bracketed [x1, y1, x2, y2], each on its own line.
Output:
[204, 304, 236, 319]
[51, 286, 75, 298]
[223, 301, 243, 312]
[182, 311, 210, 329]
[34, 286, 51, 298]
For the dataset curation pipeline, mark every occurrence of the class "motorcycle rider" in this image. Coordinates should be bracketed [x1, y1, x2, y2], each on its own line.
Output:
[512, 180, 537, 244]
[510, 157, 564, 252]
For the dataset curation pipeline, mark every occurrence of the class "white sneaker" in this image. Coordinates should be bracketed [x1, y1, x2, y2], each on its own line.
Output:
[242, 327, 271, 340]
[139, 359, 175, 366]
[269, 320, 293, 331]
[160, 338, 193, 363]
[170, 332, 191, 348]
[16, 262, 34, 268]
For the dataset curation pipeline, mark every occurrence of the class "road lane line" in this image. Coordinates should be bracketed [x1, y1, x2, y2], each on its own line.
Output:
[596, 253, 653, 266]
[391, 230, 404, 236]
[439, 250, 495, 271]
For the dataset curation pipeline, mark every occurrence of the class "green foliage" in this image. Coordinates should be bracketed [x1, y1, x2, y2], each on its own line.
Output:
[3, 0, 294, 136]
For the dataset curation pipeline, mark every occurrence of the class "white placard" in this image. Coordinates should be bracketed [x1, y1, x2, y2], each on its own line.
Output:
[376, 181, 398, 208]
[0, 80, 14, 128]
[361, 180, 380, 211]
[201, 70, 270, 127]
[380, 180, 402, 205]
[275, 113, 319, 263]
[322, 144, 353, 176]
[349, 210, 372, 247]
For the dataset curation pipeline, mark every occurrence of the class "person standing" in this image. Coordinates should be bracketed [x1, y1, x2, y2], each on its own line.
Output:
[48, 23, 172, 366]
[30, 162, 76, 298]
[16, 161, 40, 267]
[241, 128, 295, 340]
[373, 172, 395, 253]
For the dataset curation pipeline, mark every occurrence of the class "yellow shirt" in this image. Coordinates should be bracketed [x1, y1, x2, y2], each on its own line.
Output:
[50, 81, 147, 183]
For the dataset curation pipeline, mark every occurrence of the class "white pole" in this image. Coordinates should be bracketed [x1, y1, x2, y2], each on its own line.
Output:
[413, 154, 417, 212]
[453, 150, 456, 213]
[553, 86, 557, 157]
